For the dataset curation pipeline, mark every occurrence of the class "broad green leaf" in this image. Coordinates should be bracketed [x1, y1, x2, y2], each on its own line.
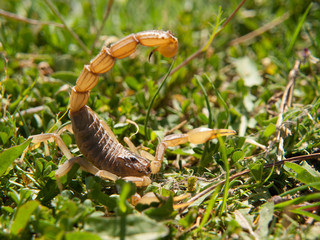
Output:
[51, 71, 78, 85]
[10, 200, 40, 236]
[84, 214, 168, 240]
[243, 94, 256, 112]
[249, 162, 264, 182]
[234, 209, 255, 236]
[263, 123, 276, 138]
[125, 76, 142, 91]
[233, 57, 263, 87]
[86, 177, 118, 210]
[143, 195, 175, 221]
[2, 206, 14, 213]
[0, 139, 31, 176]
[258, 201, 274, 238]
[234, 137, 246, 149]
[0, 132, 10, 145]
[285, 161, 320, 190]
[232, 150, 245, 162]
[65, 231, 101, 240]
[178, 208, 198, 229]
[116, 180, 136, 215]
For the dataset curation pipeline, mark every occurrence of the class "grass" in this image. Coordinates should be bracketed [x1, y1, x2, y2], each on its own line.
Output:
[1, 0, 320, 239]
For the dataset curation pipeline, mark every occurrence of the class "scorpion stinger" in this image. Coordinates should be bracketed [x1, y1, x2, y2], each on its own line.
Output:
[27, 30, 236, 191]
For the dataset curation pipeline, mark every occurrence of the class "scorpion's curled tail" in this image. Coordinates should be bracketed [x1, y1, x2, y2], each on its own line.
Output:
[69, 30, 178, 112]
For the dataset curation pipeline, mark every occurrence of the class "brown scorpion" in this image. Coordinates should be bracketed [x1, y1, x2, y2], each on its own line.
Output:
[29, 30, 236, 191]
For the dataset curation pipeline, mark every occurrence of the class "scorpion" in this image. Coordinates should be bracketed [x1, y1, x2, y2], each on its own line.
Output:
[29, 30, 236, 191]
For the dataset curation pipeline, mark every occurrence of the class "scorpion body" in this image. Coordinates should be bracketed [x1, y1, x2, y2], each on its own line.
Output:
[70, 105, 150, 178]
[29, 30, 236, 188]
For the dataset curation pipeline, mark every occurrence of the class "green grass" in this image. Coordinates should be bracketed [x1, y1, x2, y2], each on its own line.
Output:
[1, 0, 320, 239]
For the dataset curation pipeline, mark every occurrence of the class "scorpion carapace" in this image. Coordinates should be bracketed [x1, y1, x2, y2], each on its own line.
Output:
[28, 30, 236, 189]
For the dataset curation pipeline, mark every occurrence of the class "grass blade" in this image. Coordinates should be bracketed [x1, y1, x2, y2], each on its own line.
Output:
[144, 59, 175, 139]
[205, 74, 230, 128]
[286, 3, 312, 54]
[10, 200, 40, 236]
[218, 136, 229, 216]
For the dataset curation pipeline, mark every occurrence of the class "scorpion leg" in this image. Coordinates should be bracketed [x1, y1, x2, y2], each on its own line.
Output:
[139, 150, 155, 161]
[27, 124, 75, 159]
[151, 128, 236, 174]
[26, 131, 119, 189]
[122, 119, 155, 160]
[29, 133, 73, 160]
[101, 119, 154, 187]
[56, 123, 73, 135]
[124, 137, 140, 155]
[56, 157, 122, 190]
[55, 157, 101, 190]
[121, 176, 152, 187]
[124, 136, 155, 162]
[130, 191, 192, 207]
[24, 132, 73, 190]
[56, 156, 150, 189]
[56, 157, 151, 188]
